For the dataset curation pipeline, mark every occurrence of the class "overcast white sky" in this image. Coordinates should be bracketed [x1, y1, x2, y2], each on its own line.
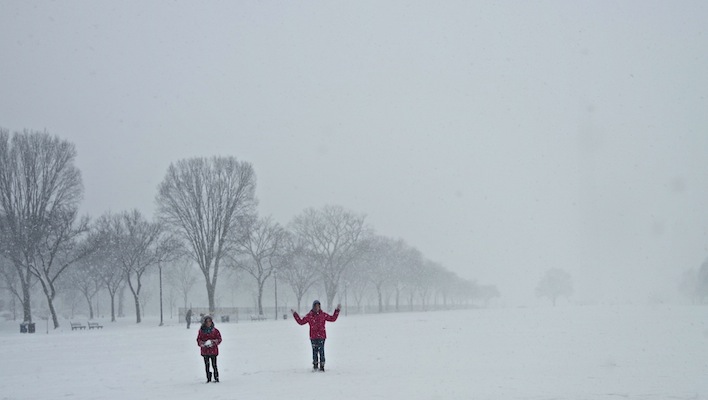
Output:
[2, 1, 707, 305]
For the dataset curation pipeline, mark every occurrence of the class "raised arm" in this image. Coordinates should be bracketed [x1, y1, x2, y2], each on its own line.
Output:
[325, 305, 341, 322]
[292, 309, 308, 325]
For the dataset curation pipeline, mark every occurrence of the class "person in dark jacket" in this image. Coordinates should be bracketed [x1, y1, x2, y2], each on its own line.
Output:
[196, 315, 222, 382]
[291, 300, 340, 371]
[185, 309, 192, 329]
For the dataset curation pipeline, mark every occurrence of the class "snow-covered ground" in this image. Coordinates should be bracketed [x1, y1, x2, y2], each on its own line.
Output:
[1, 305, 707, 400]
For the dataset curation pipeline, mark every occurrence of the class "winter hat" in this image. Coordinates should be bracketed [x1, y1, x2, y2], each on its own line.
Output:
[312, 300, 321, 309]
[201, 315, 214, 325]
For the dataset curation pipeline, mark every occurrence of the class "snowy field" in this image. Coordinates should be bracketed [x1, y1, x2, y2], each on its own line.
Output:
[1, 305, 707, 400]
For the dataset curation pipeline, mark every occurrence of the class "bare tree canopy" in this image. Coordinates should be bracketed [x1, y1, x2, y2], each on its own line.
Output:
[536, 268, 574, 306]
[359, 235, 401, 312]
[232, 216, 286, 315]
[0, 129, 86, 327]
[156, 156, 257, 312]
[278, 232, 319, 312]
[165, 258, 199, 311]
[64, 256, 101, 320]
[89, 214, 126, 322]
[291, 205, 367, 310]
[103, 210, 171, 323]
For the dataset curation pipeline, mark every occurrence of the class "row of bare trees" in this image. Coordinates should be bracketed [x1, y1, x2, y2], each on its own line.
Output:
[0, 129, 494, 328]
[153, 152, 490, 315]
[227, 208, 498, 314]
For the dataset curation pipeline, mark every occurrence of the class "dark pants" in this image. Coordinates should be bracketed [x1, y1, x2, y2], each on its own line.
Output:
[203, 355, 218, 380]
[311, 339, 325, 365]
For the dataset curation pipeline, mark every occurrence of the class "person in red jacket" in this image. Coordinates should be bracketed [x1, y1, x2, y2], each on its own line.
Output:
[196, 315, 222, 383]
[291, 300, 340, 371]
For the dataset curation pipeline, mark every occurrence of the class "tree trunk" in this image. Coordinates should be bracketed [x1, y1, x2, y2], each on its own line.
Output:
[206, 281, 215, 313]
[133, 293, 142, 323]
[39, 278, 60, 329]
[22, 281, 32, 323]
[257, 280, 265, 315]
[377, 287, 383, 313]
[84, 293, 95, 319]
[324, 279, 337, 311]
[49, 297, 59, 328]
[118, 286, 125, 317]
[326, 291, 336, 312]
[395, 287, 400, 312]
[109, 292, 116, 322]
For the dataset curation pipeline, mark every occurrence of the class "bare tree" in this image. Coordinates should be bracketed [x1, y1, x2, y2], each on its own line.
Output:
[278, 232, 319, 312]
[109, 210, 167, 323]
[0, 253, 31, 319]
[343, 259, 371, 313]
[165, 258, 198, 311]
[390, 244, 424, 312]
[400, 249, 428, 311]
[155, 233, 183, 326]
[156, 156, 257, 312]
[291, 205, 366, 310]
[536, 268, 574, 306]
[232, 216, 285, 315]
[0, 129, 87, 327]
[363, 236, 404, 313]
[90, 214, 124, 322]
[434, 268, 458, 308]
[32, 209, 91, 328]
[65, 257, 101, 319]
[416, 260, 441, 310]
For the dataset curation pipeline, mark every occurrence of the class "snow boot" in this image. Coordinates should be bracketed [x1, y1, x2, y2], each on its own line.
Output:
[319, 363, 325, 372]
[206, 371, 212, 383]
[214, 370, 219, 383]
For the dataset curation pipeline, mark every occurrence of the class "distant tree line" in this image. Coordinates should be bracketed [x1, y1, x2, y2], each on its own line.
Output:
[0, 128, 499, 328]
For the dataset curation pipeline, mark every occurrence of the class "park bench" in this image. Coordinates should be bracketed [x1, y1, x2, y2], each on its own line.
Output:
[70, 322, 86, 330]
[250, 315, 267, 321]
[88, 321, 103, 329]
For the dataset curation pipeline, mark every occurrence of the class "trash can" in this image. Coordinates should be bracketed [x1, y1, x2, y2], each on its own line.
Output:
[20, 323, 27, 333]
[283, 314, 288, 320]
[221, 315, 230, 323]
[28, 323, 35, 333]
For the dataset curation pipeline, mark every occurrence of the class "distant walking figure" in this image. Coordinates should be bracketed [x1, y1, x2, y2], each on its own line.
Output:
[291, 300, 340, 371]
[196, 316, 222, 383]
[186, 309, 192, 329]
